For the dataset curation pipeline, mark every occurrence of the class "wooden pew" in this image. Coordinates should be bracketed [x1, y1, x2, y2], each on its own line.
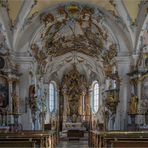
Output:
[0, 141, 35, 147]
[89, 130, 148, 148]
[0, 130, 58, 148]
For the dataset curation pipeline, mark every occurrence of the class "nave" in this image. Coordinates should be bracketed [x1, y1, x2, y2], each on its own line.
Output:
[0, 0, 148, 147]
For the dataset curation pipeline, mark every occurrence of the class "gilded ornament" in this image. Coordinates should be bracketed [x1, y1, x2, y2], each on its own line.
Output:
[42, 13, 54, 26]
[57, 6, 66, 15]
[81, 6, 94, 17]
[67, 4, 79, 14]
[62, 65, 87, 120]
[106, 93, 119, 112]
[108, 43, 117, 60]
[37, 3, 118, 65]
[129, 94, 138, 115]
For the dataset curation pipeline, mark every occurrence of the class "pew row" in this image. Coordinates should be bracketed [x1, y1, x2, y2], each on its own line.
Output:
[0, 130, 58, 148]
[89, 130, 148, 147]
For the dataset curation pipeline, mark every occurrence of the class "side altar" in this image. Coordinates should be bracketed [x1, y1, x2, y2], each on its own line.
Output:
[0, 49, 22, 131]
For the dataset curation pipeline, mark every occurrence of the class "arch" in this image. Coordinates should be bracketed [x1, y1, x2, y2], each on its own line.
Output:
[44, 52, 105, 84]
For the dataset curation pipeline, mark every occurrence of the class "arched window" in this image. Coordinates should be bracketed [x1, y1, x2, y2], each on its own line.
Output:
[92, 81, 100, 113]
[49, 82, 57, 112]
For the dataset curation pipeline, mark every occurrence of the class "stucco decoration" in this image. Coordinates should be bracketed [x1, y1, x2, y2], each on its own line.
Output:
[40, 4, 117, 60]
[30, 3, 118, 75]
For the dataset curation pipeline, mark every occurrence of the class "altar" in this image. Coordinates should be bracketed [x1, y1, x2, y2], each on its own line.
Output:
[63, 122, 83, 130]
[61, 65, 88, 131]
[67, 129, 84, 140]
[62, 122, 86, 140]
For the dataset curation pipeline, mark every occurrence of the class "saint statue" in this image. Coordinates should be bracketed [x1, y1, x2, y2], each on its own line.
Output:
[129, 94, 138, 114]
[11, 92, 20, 114]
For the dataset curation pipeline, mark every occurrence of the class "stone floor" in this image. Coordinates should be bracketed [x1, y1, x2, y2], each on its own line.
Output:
[56, 140, 89, 148]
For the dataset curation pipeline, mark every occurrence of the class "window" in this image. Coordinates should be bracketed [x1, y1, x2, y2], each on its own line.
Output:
[49, 82, 56, 112]
[92, 81, 100, 113]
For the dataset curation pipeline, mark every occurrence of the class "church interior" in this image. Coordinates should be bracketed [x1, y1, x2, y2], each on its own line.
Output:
[0, 0, 148, 147]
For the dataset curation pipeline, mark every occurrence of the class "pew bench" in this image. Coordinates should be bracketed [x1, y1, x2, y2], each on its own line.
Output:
[89, 130, 148, 147]
[0, 130, 58, 148]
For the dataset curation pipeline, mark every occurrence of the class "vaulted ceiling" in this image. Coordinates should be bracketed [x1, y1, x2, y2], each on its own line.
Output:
[0, 0, 147, 53]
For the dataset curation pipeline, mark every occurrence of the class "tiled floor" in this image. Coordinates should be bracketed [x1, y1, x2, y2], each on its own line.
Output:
[56, 140, 89, 148]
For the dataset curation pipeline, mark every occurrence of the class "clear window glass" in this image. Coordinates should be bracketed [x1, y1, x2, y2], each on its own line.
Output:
[92, 81, 99, 113]
[49, 82, 56, 112]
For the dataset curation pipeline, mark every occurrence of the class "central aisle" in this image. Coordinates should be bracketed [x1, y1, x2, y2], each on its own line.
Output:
[56, 141, 89, 148]
[56, 131, 89, 148]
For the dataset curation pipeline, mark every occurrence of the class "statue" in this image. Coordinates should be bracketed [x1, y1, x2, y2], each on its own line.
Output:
[109, 94, 115, 102]
[11, 92, 20, 114]
[29, 85, 36, 112]
[129, 94, 138, 114]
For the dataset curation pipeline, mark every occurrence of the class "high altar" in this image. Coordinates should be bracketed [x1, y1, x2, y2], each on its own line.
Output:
[61, 65, 88, 130]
